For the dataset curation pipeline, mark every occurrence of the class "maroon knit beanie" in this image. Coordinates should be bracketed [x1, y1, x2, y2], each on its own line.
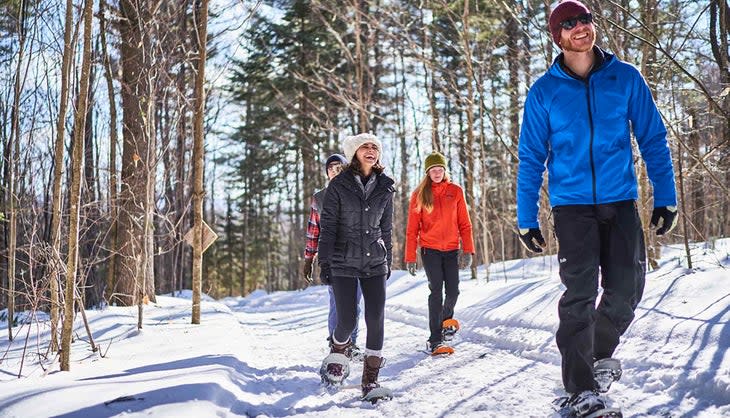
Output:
[549, 0, 591, 46]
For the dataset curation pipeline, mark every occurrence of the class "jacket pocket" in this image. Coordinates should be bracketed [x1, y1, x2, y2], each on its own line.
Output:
[375, 238, 387, 260]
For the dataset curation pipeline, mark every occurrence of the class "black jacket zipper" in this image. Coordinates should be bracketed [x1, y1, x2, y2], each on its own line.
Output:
[585, 78, 597, 204]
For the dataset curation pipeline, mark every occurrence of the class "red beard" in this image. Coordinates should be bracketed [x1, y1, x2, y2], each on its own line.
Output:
[560, 27, 596, 53]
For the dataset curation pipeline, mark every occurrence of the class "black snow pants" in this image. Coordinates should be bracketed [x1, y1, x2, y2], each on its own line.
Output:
[422, 248, 460, 344]
[553, 200, 646, 394]
[331, 275, 387, 351]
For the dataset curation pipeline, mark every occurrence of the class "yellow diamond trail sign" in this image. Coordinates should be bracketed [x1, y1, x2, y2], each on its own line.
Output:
[184, 221, 218, 253]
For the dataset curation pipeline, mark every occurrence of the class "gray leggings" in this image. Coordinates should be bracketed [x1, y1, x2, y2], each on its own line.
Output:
[331, 275, 387, 351]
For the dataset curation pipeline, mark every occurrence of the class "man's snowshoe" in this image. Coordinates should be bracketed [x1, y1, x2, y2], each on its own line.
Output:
[594, 358, 622, 393]
[428, 341, 454, 356]
[552, 390, 622, 418]
[361, 355, 392, 403]
[319, 339, 352, 386]
[442, 318, 460, 341]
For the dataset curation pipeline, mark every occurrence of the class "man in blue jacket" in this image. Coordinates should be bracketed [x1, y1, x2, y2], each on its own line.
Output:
[516, 1, 678, 415]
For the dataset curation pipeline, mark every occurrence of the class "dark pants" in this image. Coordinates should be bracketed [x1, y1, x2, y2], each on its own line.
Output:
[553, 200, 646, 393]
[422, 248, 460, 344]
[331, 275, 387, 351]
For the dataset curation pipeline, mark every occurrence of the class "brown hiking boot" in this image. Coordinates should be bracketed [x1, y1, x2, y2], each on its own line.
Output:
[361, 355, 385, 397]
[330, 339, 353, 358]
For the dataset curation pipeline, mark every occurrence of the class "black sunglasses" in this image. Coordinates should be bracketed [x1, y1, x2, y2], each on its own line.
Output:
[559, 13, 593, 30]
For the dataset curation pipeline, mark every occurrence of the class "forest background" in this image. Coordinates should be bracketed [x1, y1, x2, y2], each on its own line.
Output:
[0, 0, 728, 360]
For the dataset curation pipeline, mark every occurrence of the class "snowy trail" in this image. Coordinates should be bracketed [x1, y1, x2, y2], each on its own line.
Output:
[226, 249, 730, 418]
[0, 242, 728, 417]
[229, 271, 590, 418]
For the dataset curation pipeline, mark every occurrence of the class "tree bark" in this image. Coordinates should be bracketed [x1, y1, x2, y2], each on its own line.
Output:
[99, 0, 119, 306]
[61, 0, 94, 371]
[191, 0, 209, 324]
[116, 0, 157, 307]
[461, 0, 477, 279]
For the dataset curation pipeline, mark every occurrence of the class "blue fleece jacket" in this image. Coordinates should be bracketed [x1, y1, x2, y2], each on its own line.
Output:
[517, 47, 676, 229]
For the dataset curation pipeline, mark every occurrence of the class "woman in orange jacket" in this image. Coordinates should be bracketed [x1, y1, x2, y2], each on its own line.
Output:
[405, 151, 475, 355]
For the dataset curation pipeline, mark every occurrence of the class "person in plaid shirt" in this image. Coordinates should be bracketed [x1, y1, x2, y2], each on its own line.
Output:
[303, 153, 362, 355]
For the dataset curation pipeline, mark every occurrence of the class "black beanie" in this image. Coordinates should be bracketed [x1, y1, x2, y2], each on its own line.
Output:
[324, 154, 347, 175]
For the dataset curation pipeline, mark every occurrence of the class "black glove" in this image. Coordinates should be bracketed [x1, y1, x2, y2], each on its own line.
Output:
[387, 266, 392, 280]
[458, 252, 473, 269]
[518, 228, 546, 253]
[303, 258, 314, 284]
[406, 262, 417, 276]
[319, 264, 332, 285]
[650, 206, 678, 236]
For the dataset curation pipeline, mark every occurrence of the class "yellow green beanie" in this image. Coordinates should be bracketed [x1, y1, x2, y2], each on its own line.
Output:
[424, 152, 447, 174]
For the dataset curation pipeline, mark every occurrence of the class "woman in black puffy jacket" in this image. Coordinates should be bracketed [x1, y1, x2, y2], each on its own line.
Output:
[317, 133, 395, 399]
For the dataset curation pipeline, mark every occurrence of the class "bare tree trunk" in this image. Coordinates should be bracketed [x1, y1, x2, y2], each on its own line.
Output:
[676, 127, 692, 269]
[174, 45, 189, 296]
[225, 194, 234, 297]
[6, 0, 30, 341]
[461, 0, 476, 280]
[420, 5, 440, 150]
[354, 0, 370, 132]
[81, 49, 99, 308]
[639, 0, 660, 268]
[116, 0, 157, 308]
[395, 49, 409, 270]
[99, 0, 119, 305]
[61, 0, 94, 371]
[191, 0, 209, 324]
[49, 0, 76, 350]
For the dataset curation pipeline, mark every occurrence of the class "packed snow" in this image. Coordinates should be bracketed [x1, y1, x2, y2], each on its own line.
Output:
[0, 240, 728, 417]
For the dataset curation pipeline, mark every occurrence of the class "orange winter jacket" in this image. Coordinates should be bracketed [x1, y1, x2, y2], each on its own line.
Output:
[404, 180, 474, 263]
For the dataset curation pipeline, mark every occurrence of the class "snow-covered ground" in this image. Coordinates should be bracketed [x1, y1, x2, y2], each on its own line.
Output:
[0, 240, 729, 417]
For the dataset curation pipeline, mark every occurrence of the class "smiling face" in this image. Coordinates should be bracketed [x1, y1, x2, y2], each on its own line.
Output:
[356, 142, 380, 167]
[326, 162, 342, 180]
[559, 17, 596, 53]
[427, 166, 445, 183]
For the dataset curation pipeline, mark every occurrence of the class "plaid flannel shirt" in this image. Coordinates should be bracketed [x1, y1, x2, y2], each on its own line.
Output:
[304, 200, 320, 259]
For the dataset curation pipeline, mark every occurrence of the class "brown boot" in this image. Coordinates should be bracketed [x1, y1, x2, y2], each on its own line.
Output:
[330, 339, 353, 358]
[361, 355, 384, 397]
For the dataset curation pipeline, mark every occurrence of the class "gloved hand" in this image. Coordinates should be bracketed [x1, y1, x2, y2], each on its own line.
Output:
[407, 262, 417, 276]
[319, 264, 332, 285]
[650, 206, 678, 236]
[387, 266, 392, 280]
[518, 228, 546, 253]
[303, 258, 314, 284]
[458, 252, 474, 270]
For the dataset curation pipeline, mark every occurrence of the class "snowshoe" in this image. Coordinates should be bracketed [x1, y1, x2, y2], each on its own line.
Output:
[552, 391, 622, 418]
[351, 344, 364, 361]
[319, 339, 352, 386]
[594, 358, 622, 393]
[442, 318, 460, 341]
[429, 341, 454, 356]
[361, 355, 392, 403]
[320, 353, 350, 385]
[361, 386, 393, 404]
